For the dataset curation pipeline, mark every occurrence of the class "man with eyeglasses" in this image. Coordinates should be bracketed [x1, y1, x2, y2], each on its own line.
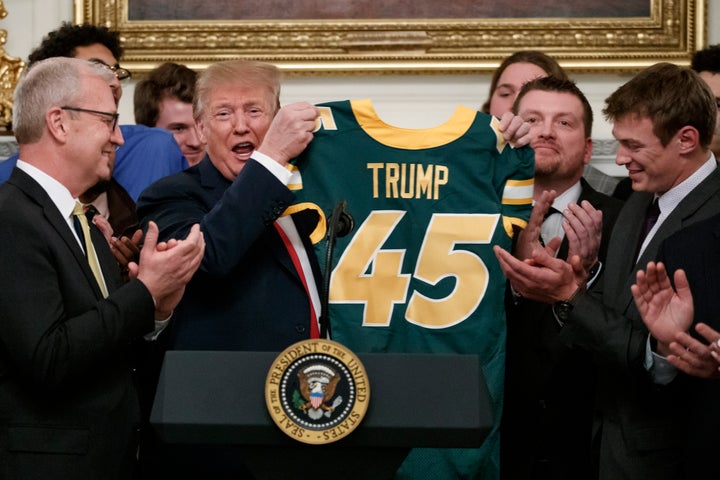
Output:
[0, 22, 188, 224]
[0, 55, 205, 480]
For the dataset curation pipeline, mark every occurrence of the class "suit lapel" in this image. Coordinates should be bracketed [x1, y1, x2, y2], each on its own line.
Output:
[642, 168, 720, 266]
[8, 169, 112, 298]
[603, 192, 651, 308]
[615, 168, 720, 311]
[197, 159, 232, 205]
[198, 159, 322, 289]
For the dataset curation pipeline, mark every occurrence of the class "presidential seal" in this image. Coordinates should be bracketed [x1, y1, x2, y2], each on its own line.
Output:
[265, 339, 370, 445]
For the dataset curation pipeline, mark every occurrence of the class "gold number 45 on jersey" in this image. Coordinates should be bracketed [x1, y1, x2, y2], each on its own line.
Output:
[329, 210, 499, 329]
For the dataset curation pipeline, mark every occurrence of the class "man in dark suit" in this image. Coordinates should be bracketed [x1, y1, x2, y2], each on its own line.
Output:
[631, 213, 720, 477]
[494, 62, 720, 479]
[0, 57, 205, 479]
[137, 60, 322, 351]
[0, 23, 189, 203]
[501, 76, 624, 480]
[134, 59, 320, 478]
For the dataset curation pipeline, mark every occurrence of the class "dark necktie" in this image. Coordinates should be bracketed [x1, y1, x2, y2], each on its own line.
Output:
[636, 198, 660, 257]
[540, 206, 561, 247]
[84, 203, 99, 221]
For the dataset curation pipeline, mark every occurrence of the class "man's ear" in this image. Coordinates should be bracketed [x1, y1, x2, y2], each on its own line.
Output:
[46, 107, 68, 143]
[196, 117, 207, 144]
[676, 125, 700, 154]
[583, 137, 593, 165]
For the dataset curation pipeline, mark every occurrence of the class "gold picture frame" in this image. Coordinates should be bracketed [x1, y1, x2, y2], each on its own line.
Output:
[74, 0, 706, 75]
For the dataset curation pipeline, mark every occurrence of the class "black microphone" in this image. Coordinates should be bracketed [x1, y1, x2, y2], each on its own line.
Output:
[319, 200, 354, 339]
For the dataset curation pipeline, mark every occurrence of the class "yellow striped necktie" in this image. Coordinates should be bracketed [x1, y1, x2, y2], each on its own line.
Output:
[73, 202, 109, 298]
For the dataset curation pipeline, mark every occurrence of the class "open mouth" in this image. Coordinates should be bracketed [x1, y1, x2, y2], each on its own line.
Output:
[232, 142, 254, 157]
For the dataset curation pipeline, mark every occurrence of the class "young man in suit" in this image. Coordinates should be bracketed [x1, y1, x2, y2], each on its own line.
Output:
[494, 62, 720, 479]
[613, 44, 720, 201]
[501, 76, 624, 480]
[0, 57, 205, 479]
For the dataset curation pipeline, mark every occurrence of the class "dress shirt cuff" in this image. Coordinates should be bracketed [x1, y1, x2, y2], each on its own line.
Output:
[644, 334, 678, 385]
[252, 151, 292, 185]
[144, 295, 172, 341]
[144, 313, 172, 341]
[586, 261, 602, 289]
[509, 285, 523, 305]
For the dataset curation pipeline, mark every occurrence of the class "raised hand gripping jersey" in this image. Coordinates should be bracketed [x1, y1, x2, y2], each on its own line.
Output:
[288, 99, 534, 478]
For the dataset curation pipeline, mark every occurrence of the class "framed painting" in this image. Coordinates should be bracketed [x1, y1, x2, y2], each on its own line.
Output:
[74, 0, 706, 75]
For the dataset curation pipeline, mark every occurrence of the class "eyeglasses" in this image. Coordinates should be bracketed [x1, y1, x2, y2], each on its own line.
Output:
[89, 59, 132, 81]
[61, 106, 119, 131]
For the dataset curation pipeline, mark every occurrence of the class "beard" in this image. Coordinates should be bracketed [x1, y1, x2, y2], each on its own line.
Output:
[533, 155, 563, 177]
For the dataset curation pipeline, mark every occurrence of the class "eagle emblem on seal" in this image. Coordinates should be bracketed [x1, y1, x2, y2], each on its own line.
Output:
[295, 364, 343, 420]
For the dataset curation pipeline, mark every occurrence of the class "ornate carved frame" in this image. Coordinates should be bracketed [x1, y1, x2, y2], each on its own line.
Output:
[76, 0, 705, 75]
[0, 0, 25, 132]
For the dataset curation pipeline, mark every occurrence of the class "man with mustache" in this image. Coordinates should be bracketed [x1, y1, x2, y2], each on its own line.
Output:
[500, 75, 623, 479]
[495, 62, 720, 479]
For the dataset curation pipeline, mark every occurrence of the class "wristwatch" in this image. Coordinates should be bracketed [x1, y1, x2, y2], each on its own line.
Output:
[553, 284, 586, 325]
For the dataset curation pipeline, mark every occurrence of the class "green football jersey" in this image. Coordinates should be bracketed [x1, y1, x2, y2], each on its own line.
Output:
[289, 99, 534, 479]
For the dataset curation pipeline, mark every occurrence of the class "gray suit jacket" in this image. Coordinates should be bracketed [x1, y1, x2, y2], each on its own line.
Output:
[560, 166, 720, 479]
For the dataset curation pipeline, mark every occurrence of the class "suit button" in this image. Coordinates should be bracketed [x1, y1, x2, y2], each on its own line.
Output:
[295, 325, 307, 333]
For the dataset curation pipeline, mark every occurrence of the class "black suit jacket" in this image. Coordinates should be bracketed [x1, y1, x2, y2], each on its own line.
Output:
[653, 213, 720, 478]
[137, 157, 322, 351]
[501, 179, 624, 480]
[0, 168, 156, 479]
[561, 166, 720, 479]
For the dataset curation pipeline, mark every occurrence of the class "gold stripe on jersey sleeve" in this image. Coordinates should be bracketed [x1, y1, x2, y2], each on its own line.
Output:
[286, 163, 303, 191]
[351, 99, 476, 150]
[503, 216, 528, 238]
[502, 178, 534, 205]
[282, 202, 327, 244]
[489, 116, 509, 153]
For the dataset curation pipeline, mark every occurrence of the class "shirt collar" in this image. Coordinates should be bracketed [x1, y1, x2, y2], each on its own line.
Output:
[657, 153, 717, 216]
[16, 159, 77, 222]
[84, 192, 109, 219]
[550, 181, 582, 213]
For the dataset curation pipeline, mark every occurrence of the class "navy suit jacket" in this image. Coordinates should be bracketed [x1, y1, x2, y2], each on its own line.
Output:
[654, 213, 720, 478]
[561, 166, 720, 479]
[137, 157, 322, 351]
[0, 168, 156, 479]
